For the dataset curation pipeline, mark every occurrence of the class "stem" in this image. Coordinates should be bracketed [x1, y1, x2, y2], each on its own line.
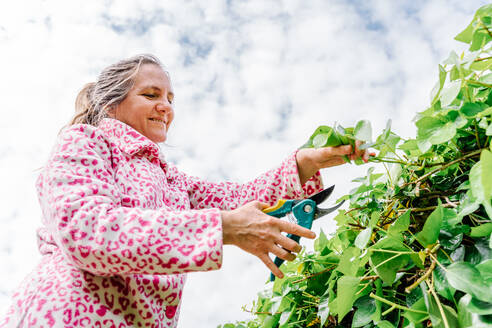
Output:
[465, 79, 492, 88]
[382, 305, 396, 316]
[480, 18, 492, 38]
[369, 293, 428, 314]
[292, 266, 335, 284]
[409, 202, 460, 213]
[427, 280, 450, 328]
[363, 253, 403, 280]
[474, 56, 492, 62]
[370, 249, 416, 255]
[405, 260, 436, 293]
[474, 122, 481, 148]
[401, 149, 483, 188]
[345, 206, 368, 215]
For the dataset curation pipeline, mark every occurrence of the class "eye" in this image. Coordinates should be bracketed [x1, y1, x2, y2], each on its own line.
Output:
[142, 93, 156, 99]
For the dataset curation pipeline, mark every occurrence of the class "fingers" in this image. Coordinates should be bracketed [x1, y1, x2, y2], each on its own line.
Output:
[319, 144, 352, 157]
[259, 253, 284, 279]
[275, 234, 302, 253]
[271, 244, 296, 262]
[278, 220, 316, 239]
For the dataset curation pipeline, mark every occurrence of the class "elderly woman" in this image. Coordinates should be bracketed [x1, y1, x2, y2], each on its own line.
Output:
[1, 54, 368, 327]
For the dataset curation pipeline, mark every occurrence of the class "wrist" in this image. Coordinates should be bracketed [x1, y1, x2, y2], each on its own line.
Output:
[221, 210, 234, 245]
[296, 149, 319, 185]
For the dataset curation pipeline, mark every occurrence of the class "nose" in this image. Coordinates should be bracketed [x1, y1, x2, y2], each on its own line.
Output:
[155, 100, 172, 113]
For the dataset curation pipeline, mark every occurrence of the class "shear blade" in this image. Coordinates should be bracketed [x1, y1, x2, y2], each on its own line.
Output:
[308, 185, 335, 205]
[314, 200, 345, 220]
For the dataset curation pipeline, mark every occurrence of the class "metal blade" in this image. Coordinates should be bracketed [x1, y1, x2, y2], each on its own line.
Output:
[308, 185, 335, 205]
[314, 200, 345, 220]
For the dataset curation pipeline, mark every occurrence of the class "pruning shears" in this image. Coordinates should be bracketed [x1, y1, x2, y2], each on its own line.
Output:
[263, 185, 344, 281]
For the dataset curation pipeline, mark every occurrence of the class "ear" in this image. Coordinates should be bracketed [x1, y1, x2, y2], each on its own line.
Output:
[105, 105, 117, 118]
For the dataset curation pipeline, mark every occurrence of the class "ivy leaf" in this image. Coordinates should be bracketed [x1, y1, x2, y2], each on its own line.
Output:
[422, 283, 459, 328]
[354, 228, 372, 250]
[466, 297, 492, 315]
[470, 223, 492, 238]
[354, 120, 372, 142]
[337, 247, 361, 276]
[318, 291, 330, 326]
[278, 309, 293, 327]
[416, 116, 456, 145]
[458, 294, 492, 328]
[403, 297, 428, 324]
[476, 259, 492, 281]
[313, 133, 329, 148]
[314, 229, 329, 253]
[440, 80, 461, 107]
[351, 296, 376, 327]
[332, 276, 360, 321]
[445, 261, 492, 303]
[460, 102, 486, 117]
[416, 203, 444, 247]
[376, 320, 396, 328]
[369, 236, 410, 284]
[388, 210, 410, 235]
[434, 266, 456, 301]
[469, 150, 492, 217]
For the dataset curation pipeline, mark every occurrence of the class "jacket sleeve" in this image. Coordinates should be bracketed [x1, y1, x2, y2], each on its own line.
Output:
[169, 152, 324, 211]
[36, 124, 222, 277]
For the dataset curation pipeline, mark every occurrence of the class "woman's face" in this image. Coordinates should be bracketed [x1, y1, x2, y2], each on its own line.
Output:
[110, 64, 174, 143]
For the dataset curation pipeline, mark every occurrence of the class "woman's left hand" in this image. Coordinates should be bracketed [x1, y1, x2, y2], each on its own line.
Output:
[296, 140, 373, 185]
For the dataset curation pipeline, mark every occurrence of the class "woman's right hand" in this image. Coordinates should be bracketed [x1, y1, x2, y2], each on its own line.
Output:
[221, 201, 316, 279]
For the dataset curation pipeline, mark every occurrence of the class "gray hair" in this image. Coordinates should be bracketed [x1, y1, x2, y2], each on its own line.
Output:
[70, 54, 164, 126]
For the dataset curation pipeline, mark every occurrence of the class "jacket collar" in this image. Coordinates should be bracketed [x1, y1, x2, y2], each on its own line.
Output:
[98, 118, 164, 162]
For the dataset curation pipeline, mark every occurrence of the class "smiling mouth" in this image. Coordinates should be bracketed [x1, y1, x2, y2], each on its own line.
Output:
[149, 118, 166, 124]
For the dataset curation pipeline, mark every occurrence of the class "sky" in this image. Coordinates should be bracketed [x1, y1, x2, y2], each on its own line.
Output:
[0, 0, 488, 327]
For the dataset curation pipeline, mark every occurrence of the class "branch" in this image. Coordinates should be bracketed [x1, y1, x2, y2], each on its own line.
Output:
[401, 149, 483, 188]
[405, 260, 436, 293]
[369, 293, 428, 314]
[409, 202, 460, 213]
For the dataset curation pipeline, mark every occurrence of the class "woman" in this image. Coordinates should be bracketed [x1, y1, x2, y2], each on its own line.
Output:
[1, 54, 368, 327]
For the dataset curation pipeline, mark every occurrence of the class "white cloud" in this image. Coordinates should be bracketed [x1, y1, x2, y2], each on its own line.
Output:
[0, 0, 489, 327]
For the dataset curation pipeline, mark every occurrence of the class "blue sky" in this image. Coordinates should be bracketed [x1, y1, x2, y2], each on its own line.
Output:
[0, 0, 489, 326]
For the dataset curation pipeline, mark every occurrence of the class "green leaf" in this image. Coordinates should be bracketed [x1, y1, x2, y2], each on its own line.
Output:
[333, 276, 360, 321]
[337, 247, 362, 276]
[416, 116, 456, 145]
[354, 120, 372, 142]
[416, 204, 444, 247]
[318, 291, 330, 326]
[354, 228, 372, 250]
[314, 229, 329, 253]
[388, 210, 410, 235]
[351, 296, 376, 327]
[376, 320, 395, 328]
[313, 133, 329, 148]
[370, 278, 383, 323]
[403, 297, 428, 324]
[278, 309, 293, 327]
[477, 259, 492, 281]
[440, 80, 461, 107]
[470, 223, 492, 238]
[369, 236, 410, 284]
[466, 297, 492, 315]
[433, 265, 455, 301]
[422, 283, 459, 328]
[461, 102, 486, 117]
[458, 294, 492, 328]
[446, 261, 492, 303]
[469, 150, 492, 217]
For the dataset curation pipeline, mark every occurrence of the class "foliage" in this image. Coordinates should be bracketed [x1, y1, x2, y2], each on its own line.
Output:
[220, 5, 492, 328]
